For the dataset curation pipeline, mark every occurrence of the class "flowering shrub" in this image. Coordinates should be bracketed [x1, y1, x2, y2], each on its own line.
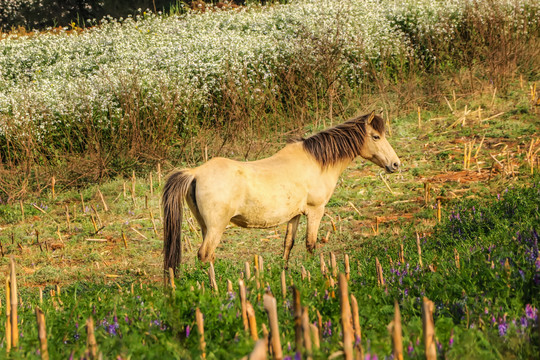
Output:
[0, 0, 538, 176]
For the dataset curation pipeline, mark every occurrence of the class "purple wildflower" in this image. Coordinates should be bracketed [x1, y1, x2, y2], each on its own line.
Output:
[108, 324, 117, 335]
[407, 343, 414, 356]
[323, 320, 332, 337]
[498, 322, 508, 336]
[186, 325, 190, 338]
[525, 304, 538, 321]
[520, 317, 528, 328]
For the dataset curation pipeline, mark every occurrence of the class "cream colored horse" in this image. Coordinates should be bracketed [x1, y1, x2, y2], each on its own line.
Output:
[163, 112, 400, 273]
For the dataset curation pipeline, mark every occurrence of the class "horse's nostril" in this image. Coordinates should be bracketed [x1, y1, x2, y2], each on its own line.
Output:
[393, 162, 399, 169]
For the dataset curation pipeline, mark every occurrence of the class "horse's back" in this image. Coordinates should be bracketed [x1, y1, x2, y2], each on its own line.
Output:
[191, 144, 320, 228]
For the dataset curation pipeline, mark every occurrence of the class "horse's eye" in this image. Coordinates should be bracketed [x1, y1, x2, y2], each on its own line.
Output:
[373, 135, 380, 140]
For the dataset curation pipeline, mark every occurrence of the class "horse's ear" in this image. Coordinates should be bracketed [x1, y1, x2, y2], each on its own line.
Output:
[367, 111, 376, 125]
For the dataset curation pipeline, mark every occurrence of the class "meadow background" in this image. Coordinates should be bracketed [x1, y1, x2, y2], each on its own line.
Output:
[0, 0, 539, 358]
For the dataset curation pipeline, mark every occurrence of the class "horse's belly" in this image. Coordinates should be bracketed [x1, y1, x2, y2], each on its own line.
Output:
[230, 212, 298, 228]
[231, 196, 304, 229]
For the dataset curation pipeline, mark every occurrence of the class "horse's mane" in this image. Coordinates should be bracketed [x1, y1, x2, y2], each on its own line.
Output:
[301, 113, 385, 168]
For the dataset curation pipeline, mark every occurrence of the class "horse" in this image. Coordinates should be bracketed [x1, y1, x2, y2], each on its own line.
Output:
[163, 112, 400, 274]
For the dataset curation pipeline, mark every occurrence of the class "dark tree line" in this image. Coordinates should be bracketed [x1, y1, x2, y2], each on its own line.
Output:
[0, 0, 257, 31]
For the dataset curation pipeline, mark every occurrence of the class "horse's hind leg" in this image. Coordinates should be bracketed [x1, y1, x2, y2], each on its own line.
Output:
[185, 184, 207, 239]
[283, 215, 301, 268]
[198, 226, 227, 262]
[197, 206, 232, 262]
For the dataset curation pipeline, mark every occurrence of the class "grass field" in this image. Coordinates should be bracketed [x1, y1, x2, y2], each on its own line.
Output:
[0, 77, 539, 358]
[0, 0, 539, 358]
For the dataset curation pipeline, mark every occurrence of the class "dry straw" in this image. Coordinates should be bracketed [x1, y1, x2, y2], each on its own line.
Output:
[331, 252, 337, 278]
[387, 300, 403, 360]
[309, 323, 320, 350]
[345, 254, 350, 280]
[416, 233, 423, 268]
[293, 287, 303, 353]
[245, 261, 251, 281]
[239, 279, 249, 331]
[208, 262, 218, 293]
[10, 257, 19, 349]
[422, 297, 437, 360]
[281, 270, 287, 300]
[263, 293, 283, 360]
[375, 257, 385, 286]
[301, 307, 313, 360]
[301, 265, 308, 281]
[36, 307, 49, 360]
[168, 268, 175, 289]
[246, 301, 258, 341]
[338, 273, 354, 360]
[51, 176, 56, 200]
[86, 317, 98, 359]
[241, 338, 268, 360]
[350, 294, 364, 360]
[5, 277, 12, 353]
[97, 189, 108, 212]
[196, 308, 206, 359]
[320, 253, 327, 275]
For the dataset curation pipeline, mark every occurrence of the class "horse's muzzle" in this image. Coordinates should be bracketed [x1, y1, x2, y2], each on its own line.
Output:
[385, 162, 400, 173]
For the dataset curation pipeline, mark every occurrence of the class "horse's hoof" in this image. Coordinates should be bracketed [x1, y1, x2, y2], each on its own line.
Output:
[198, 250, 212, 262]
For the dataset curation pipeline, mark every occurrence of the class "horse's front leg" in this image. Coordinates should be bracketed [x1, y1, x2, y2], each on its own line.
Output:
[283, 214, 301, 268]
[306, 206, 325, 253]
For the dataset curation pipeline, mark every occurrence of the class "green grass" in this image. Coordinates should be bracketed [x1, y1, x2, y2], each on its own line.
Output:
[1, 179, 538, 358]
[0, 77, 539, 358]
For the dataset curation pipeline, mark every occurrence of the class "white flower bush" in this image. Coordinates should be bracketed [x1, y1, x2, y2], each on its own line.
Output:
[0, 0, 538, 141]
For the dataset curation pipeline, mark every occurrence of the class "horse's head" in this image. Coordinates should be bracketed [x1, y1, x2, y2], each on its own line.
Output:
[359, 112, 400, 173]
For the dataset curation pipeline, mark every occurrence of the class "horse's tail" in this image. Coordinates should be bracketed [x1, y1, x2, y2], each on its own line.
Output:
[162, 169, 195, 275]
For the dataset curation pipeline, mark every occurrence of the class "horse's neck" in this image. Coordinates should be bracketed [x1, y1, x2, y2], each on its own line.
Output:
[324, 158, 355, 183]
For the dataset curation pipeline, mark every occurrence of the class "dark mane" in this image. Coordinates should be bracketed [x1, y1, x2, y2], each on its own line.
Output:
[301, 113, 385, 168]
